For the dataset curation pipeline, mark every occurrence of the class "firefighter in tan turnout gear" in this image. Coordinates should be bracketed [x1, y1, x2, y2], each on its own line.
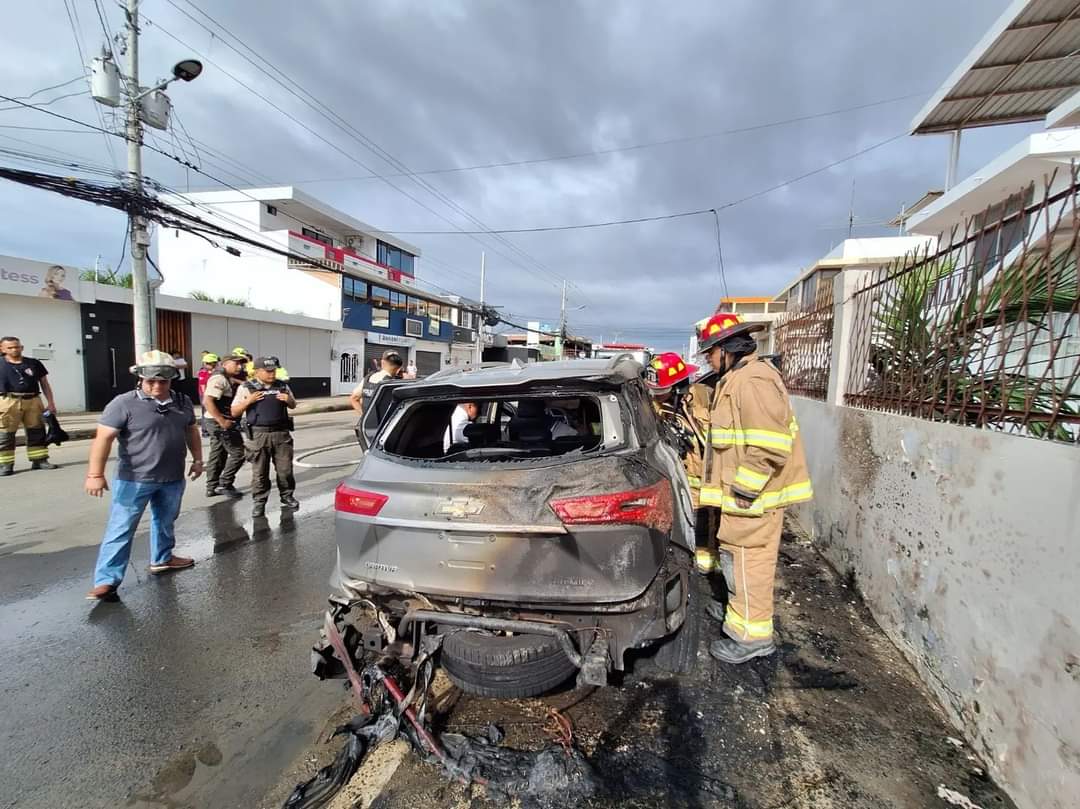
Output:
[698, 312, 813, 664]
[644, 352, 714, 572]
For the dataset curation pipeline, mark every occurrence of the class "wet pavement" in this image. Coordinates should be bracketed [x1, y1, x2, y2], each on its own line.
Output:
[0, 418, 361, 809]
[2, 420, 1018, 809]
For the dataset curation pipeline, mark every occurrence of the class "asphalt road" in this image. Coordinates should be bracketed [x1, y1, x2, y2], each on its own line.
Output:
[0, 412, 361, 809]
[1, 411, 1019, 809]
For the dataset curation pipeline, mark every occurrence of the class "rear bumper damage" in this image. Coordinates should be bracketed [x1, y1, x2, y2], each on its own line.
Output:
[314, 548, 692, 688]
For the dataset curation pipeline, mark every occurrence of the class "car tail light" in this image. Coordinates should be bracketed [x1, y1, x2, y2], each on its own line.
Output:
[335, 483, 388, 516]
[549, 480, 672, 533]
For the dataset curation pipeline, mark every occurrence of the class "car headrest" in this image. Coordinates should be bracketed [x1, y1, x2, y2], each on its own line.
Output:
[515, 399, 547, 419]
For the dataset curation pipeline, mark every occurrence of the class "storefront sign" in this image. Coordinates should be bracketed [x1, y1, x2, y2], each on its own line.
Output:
[375, 334, 415, 347]
[0, 255, 86, 302]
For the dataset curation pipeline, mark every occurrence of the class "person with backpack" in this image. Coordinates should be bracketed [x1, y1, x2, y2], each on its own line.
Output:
[85, 351, 203, 601]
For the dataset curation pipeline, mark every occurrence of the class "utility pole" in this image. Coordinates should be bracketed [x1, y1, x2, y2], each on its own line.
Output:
[474, 252, 485, 367]
[555, 279, 567, 360]
[125, 0, 153, 358]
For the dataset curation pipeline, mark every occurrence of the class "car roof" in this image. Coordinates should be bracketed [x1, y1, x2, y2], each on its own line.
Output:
[411, 355, 644, 390]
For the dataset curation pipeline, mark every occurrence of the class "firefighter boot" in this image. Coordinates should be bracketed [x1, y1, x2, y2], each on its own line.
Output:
[31, 460, 57, 470]
[709, 636, 776, 664]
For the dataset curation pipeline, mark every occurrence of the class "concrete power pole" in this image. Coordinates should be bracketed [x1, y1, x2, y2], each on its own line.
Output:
[555, 279, 566, 359]
[474, 251, 485, 367]
[125, 0, 153, 359]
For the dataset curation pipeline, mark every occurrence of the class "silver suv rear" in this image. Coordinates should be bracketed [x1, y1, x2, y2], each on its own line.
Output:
[319, 357, 699, 698]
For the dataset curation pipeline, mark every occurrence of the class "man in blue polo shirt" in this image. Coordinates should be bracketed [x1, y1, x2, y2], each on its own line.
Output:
[85, 351, 204, 601]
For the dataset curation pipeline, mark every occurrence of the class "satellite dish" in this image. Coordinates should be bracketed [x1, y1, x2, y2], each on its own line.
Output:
[172, 59, 203, 82]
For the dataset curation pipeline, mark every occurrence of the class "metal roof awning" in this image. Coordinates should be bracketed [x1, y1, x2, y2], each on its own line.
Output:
[911, 0, 1080, 134]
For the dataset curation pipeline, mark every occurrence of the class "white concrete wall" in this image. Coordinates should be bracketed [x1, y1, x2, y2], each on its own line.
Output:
[0, 295, 86, 411]
[157, 223, 342, 322]
[791, 397, 1080, 809]
[189, 314, 331, 378]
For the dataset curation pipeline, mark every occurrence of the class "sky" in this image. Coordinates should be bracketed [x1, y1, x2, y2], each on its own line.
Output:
[0, 0, 1043, 353]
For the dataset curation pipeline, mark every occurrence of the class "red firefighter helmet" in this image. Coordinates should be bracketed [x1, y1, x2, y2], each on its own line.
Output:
[696, 311, 764, 353]
[645, 352, 697, 393]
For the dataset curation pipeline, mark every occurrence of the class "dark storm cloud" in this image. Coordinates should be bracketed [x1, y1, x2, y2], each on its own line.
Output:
[0, 0, 1038, 351]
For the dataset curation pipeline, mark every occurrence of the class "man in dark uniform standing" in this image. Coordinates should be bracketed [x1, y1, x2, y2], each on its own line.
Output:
[231, 356, 298, 518]
[202, 353, 246, 498]
[349, 349, 405, 417]
[0, 335, 58, 475]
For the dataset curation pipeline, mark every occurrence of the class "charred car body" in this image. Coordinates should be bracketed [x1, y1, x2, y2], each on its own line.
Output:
[315, 356, 700, 698]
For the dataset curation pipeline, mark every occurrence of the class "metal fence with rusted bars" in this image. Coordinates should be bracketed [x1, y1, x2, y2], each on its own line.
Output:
[844, 168, 1080, 445]
[773, 293, 835, 401]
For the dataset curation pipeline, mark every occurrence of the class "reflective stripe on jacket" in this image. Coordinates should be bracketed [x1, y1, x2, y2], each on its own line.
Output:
[700, 353, 812, 515]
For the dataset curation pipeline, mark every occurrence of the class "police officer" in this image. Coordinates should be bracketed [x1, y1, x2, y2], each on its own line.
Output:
[350, 349, 405, 417]
[202, 354, 246, 498]
[231, 356, 298, 518]
[0, 335, 58, 475]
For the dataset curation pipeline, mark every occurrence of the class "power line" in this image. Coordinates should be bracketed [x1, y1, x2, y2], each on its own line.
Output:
[59, 0, 119, 171]
[388, 132, 906, 234]
[173, 0, 575, 296]
[145, 9, 569, 297]
[711, 209, 730, 301]
[0, 90, 90, 113]
[287, 91, 928, 185]
[7, 75, 88, 102]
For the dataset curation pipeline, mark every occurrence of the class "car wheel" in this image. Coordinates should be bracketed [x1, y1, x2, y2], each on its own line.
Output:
[441, 629, 578, 699]
[652, 579, 702, 675]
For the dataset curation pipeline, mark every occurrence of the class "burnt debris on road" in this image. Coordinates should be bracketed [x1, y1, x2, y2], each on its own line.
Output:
[279, 535, 1016, 809]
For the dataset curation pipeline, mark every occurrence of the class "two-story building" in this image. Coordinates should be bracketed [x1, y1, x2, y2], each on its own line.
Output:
[158, 186, 484, 393]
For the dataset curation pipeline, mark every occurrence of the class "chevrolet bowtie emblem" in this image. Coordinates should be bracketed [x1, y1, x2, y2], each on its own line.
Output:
[436, 497, 486, 519]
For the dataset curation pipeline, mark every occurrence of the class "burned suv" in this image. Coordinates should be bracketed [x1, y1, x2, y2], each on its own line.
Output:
[319, 357, 700, 698]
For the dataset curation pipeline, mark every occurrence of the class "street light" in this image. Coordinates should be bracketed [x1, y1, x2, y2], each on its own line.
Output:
[172, 59, 203, 82]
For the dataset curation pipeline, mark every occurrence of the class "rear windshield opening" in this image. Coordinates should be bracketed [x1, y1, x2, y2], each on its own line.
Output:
[380, 393, 606, 461]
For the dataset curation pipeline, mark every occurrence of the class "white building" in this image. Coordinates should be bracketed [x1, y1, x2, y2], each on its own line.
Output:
[774, 236, 936, 312]
[158, 186, 475, 393]
[0, 253, 338, 411]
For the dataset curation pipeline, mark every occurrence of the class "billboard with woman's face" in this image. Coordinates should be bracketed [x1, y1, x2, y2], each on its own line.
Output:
[0, 256, 84, 302]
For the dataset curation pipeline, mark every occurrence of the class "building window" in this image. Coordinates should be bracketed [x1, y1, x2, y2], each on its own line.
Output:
[371, 307, 390, 328]
[972, 185, 1034, 272]
[302, 226, 333, 246]
[370, 285, 391, 307]
[377, 240, 417, 275]
[441, 304, 452, 322]
[415, 299, 428, 318]
[429, 310, 440, 335]
[390, 290, 407, 311]
[343, 277, 367, 301]
[407, 296, 420, 316]
[405, 318, 423, 337]
[266, 204, 277, 216]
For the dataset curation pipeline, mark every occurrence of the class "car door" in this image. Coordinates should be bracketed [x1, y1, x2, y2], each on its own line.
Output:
[357, 379, 410, 450]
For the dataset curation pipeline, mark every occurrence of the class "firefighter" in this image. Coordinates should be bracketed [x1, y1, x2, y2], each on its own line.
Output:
[645, 352, 704, 497]
[231, 356, 298, 518]
[0, 335, 58, 475]
[698, 312, 813, 664]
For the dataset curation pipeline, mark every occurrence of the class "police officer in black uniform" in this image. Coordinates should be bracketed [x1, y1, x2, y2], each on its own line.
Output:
[230, 356, 298, 518]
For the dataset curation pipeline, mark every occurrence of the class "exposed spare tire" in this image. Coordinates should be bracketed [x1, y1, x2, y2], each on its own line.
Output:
[441, 629, 578, 699]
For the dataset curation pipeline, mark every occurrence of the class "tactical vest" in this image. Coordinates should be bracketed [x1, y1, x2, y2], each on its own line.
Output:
[207, 372, 238, 414]
[360, 370, 401, 416]
[243, 381, 290, 428]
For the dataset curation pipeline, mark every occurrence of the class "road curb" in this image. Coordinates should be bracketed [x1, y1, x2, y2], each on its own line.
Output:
[14, 400, 353, 446]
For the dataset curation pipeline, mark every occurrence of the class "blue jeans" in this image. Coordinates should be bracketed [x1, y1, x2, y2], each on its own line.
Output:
[93, 478, 186, 586]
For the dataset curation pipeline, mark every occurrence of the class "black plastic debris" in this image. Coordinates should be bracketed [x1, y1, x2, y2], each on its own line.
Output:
[282, 713, 398, 809]
[437, 731, 597, 807]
